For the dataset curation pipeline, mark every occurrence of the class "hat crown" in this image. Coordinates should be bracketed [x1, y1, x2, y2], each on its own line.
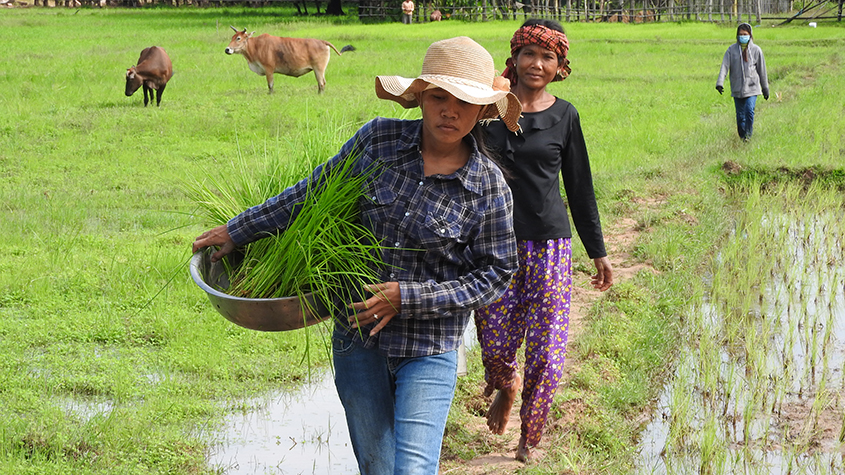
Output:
[374, 36, 522, 132]
[420, 37, 494, 88]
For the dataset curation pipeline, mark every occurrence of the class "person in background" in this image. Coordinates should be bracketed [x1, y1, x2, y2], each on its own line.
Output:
[716, 22, 769, 142]
[475, 18, 614, 463]
[193, 36, 521, 475]
[401, 0, 415, 24]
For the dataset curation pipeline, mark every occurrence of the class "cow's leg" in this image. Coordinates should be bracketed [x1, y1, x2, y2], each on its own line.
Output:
[314, 54, 330, 93]
[265, 72, 274, 94]
[314, 69, 327, 93]
[156, 84, 166, 106]
[143, 85, 150, 107]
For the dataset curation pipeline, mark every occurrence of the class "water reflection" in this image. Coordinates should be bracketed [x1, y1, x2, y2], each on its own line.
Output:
[58, 396, 114, 423]
[209, 320, 479, 474]
[209, 370, 358, 475]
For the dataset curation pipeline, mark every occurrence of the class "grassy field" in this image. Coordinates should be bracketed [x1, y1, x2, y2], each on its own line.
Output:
[0, 6, 843, 474]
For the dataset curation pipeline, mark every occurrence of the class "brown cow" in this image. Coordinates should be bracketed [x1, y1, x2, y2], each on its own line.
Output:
[125, 46, 173, 107]
[430, 9, 442, 21]
[225, 27, 354, 94]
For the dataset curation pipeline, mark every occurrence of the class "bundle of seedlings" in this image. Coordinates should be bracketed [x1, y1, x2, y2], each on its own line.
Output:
[188, 147, 386, 321]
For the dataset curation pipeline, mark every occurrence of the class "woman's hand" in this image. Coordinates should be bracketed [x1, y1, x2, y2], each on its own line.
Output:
[591, 257, 614, 292]
[349, 282, 401, 335]
[192, 224, 235, 262]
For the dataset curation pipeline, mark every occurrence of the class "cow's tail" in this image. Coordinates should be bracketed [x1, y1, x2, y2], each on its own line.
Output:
[328, 41, 356, 56]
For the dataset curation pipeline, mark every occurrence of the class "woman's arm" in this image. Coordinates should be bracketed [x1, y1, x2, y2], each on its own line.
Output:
[561, 109, 607, 259]
[716, 48, 731, 90]
[757, 47, 769, 98]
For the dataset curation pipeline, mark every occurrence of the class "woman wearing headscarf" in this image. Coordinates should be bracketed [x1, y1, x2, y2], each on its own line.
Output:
[193, 36, 521, 475]
[716, 22, 770, 142]
[475, 19, 613, 462]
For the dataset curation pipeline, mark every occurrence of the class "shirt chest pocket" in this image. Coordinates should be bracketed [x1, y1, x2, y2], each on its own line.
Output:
[361, 176, 399, 226]
[418, 204, 480, 260]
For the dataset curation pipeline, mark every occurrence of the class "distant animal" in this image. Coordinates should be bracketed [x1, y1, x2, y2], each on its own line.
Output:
[125, 46, 173, 107]
[430, 9, 442, 21]
[225, 26, 354, 94]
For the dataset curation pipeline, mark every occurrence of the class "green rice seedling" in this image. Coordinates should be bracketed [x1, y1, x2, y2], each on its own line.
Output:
[722, 358, 736, 418]
[665, 351, 696, 453]
[226, 158, 378, 296]
[183, 103, 395, 322]
[699, 415, 724, 475]
[772, 366, 789, 419]
[698, 314, 720, 412]
[811, 379, 830, 435]
[741, 389, 756, 450]
[192, 149, 387, 316]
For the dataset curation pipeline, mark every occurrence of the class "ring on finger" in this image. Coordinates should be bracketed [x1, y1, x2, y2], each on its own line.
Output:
[373, 314, 379, 320]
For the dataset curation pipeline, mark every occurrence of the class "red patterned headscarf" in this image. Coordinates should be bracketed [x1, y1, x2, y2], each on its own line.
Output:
[501, 24, 571, 87]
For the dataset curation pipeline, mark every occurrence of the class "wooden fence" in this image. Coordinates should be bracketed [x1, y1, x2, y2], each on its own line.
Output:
[16, 0, 844, 23]
[361, 0, 844, 22]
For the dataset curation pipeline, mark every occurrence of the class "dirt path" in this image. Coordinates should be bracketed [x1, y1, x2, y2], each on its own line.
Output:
[443, 216, 654, 474]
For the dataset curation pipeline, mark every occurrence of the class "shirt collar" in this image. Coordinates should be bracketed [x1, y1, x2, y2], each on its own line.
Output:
[392, 120, 487, 196]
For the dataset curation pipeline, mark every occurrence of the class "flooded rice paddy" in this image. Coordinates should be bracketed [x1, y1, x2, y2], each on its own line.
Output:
[638, 188, 845, 474]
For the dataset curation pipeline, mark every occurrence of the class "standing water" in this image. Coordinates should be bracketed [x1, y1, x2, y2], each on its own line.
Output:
[208, 320, 478, 474]
[637, 187, 845, 474]
[209, 370, 357, 475]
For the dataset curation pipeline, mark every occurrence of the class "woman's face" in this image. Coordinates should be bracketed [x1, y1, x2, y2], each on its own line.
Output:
[514, 43, 560, 89]
[419, 88, 482, 148]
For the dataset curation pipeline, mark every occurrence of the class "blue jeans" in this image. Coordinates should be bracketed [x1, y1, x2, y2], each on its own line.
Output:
[734, 95, 757, 140]
[332, 328, 458, 475]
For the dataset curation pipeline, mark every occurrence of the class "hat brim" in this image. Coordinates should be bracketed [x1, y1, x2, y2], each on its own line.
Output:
[376, 75, 522, 133]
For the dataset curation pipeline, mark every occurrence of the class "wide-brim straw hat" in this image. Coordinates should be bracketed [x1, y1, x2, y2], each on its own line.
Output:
[376, 36, 522, 132]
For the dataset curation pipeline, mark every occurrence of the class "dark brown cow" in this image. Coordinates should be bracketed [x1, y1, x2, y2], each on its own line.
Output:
[225, 27, 354, 94]
[125, 46, 173, 107]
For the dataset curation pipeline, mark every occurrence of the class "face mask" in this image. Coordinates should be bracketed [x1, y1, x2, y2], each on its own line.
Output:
[738, 35, 750, 44]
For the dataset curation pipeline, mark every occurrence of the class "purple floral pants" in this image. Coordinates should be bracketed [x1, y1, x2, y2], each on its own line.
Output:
[474, 238, 572, 447]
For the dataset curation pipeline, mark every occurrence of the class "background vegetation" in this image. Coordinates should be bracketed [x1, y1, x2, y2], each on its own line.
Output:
[0, 6, 843, 474]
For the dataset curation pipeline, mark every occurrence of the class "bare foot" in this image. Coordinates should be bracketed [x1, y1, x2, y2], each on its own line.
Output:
[485, 373, 522, 435]
[516, 434, 531, 463]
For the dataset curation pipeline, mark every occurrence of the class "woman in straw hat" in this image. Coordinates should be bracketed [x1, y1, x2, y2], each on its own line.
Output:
[193, 36, 521, 475]
[474, 19, 614, 462]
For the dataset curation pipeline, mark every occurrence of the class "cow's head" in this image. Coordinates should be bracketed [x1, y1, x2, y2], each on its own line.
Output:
[225, 27, 253, 55]
[125, 66, 143, 96]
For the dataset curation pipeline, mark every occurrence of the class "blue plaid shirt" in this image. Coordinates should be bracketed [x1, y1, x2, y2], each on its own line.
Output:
[228, 117, 517, 358]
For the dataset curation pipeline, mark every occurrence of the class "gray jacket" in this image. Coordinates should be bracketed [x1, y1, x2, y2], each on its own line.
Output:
[716, 37, 769, 99]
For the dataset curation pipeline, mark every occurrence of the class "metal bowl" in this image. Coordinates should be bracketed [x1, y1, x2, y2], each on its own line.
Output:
[190, 248, 331, 332]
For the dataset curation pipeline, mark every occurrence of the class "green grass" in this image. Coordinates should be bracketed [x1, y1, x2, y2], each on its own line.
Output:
[1, 6, 844, 474]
